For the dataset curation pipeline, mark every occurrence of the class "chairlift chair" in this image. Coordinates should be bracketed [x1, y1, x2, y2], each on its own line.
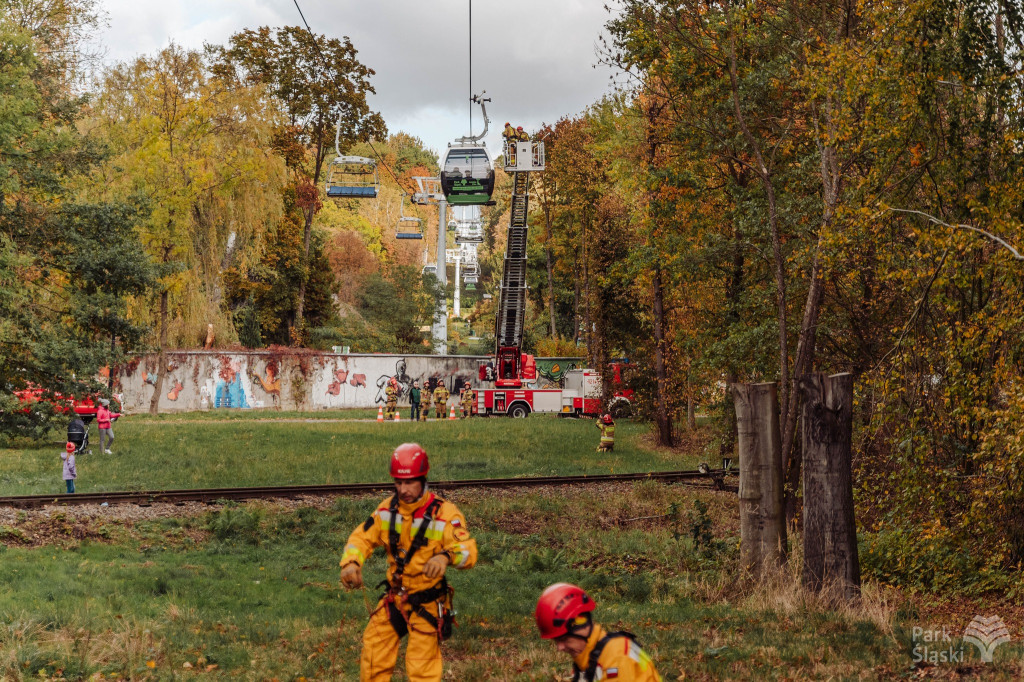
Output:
[395, 195, 423, 240]
[454, 221, 484, 244]
[325, 116, 380, 198]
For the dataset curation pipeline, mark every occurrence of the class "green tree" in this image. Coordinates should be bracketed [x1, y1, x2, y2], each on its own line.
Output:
[0, 6, 155, 438]
[213, 27, 387, 341]
[90, 44, 287, 414]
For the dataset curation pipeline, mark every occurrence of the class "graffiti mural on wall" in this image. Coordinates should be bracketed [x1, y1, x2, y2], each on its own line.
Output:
[120, 352, 503, 413]
[214, 357, 252, 408]
[533, 358, 583, 389]
[374, 358, 414, 404]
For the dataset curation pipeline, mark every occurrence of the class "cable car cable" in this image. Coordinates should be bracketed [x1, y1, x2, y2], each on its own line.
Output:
[289, 0, 426, 197]
[469, 0, 472, 133]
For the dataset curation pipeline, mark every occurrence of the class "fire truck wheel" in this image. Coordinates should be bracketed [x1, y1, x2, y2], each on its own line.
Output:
[508, 403, 530, 419]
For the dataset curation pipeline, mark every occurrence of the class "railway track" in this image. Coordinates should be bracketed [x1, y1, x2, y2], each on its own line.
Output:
[0, 469, 737, 509]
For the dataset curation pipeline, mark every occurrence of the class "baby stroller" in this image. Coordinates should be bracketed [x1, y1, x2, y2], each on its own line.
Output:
[67, 418, 90, 454]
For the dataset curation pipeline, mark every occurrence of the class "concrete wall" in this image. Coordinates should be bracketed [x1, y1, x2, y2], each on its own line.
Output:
[119, 351, 490, 413]
[117, 351, 585, 413]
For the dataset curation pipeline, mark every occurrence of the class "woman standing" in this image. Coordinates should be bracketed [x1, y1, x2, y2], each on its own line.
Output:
[96, 398, 120, 454]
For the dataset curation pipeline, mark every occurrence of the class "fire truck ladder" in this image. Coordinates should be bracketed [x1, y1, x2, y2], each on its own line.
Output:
[494, 170, 531, 386]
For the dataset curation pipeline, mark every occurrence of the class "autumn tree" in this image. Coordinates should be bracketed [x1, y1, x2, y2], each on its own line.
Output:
[212, 27, 386, 342]
[90, 45, 287, 414]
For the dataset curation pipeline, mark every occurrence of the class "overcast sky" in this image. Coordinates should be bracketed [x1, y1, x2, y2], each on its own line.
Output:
[90, 0, 625, 162]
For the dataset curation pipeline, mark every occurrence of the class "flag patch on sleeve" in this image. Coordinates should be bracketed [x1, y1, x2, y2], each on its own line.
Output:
[606, 668, 619, 678]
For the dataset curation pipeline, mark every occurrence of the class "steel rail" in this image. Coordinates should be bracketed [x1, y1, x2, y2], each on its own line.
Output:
[0, 469, 737, 509]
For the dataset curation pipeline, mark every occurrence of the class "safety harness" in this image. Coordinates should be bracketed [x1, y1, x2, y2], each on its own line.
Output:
[571, 631, 640, 682]
[376, 494, 455, 641]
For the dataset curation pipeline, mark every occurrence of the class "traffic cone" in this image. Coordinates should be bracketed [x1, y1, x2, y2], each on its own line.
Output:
[448, 404, 457, 420]
[377, 405, 384, 422]
[394, 410, 400, 422]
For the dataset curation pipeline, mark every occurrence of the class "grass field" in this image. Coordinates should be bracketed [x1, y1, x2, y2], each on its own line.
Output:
[0, 415, 705, 497]
[1, 414, 1022, 680]
[2, 485, 1022, 681]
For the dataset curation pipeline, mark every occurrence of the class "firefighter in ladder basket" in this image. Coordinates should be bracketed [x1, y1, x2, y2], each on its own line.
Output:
[340, 443, 478, 681]
[536, 582, 663, 681]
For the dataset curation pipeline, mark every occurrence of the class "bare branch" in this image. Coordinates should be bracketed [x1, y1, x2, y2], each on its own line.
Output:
[887, 208, 1024, 260]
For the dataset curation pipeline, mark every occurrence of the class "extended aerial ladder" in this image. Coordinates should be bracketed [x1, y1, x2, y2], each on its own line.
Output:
[492, 138, 546, 388]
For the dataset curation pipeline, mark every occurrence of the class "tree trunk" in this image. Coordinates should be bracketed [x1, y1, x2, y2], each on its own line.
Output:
[728, 31, 790, 427]
[148, 288, 169, 417]
[800, 372, 860, 602]
[572, 249, 581, 346]
[293, 204, 315, 344]
[652, 263, 673, 446]
[721, 208, 745, 460]
[734, 382, 787, 576]
[687, 395, 696, 430]
[782, 246, 825, 526]
[108, 332, 116, 392]
[543, 204, 558, 338]
[782, 114, 839, 528]
[546, 243, 557, 339]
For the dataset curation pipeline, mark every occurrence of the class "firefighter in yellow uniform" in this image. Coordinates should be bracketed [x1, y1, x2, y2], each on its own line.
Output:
[597, 413, 615, 452]
[460, 386, 474, 418]
[433, 382, 449, 419]
[340, 443, 477, 682]
[536, 583, 662, 681]
[384, 378, 399, 420]
[503, 122, 517, 165]
[420, 383, 432, 421]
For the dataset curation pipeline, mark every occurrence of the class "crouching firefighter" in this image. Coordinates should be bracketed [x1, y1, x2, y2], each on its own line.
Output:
[536, 583, 663, 681]
[340, 443, 478, 681]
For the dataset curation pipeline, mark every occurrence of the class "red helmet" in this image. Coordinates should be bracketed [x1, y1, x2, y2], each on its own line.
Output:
[535, 583, 595, 639]
[389, 377, 398, 387]
[602, 414, 613, 425]
[390, 443, 429, 479]
[516, 126, 524, 131]
[65, 442, 76, 453]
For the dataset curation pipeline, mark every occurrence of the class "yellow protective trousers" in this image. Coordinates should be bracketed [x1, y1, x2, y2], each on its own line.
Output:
[360, 598, 442, 682]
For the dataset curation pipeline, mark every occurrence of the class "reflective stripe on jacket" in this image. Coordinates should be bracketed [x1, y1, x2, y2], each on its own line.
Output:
[341, 492, 477, 594]
[573, 625, 662, 682]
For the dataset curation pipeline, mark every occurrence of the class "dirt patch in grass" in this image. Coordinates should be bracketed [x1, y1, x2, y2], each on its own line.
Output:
[634, 423, 717, 456]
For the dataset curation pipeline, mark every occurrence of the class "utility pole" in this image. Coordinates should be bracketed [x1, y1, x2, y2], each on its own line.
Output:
[414, 177, 449, 353]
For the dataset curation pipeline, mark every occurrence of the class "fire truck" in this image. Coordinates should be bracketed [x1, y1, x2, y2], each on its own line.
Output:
[466, 139, 635, 418]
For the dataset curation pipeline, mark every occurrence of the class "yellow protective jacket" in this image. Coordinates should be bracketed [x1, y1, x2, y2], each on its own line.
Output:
[341, 492, 477, 595]
[385, 384, 398, 403]
[433, 386, 449, 404]
[598, 422, 615, 444]
[461, 389, 474, 406]
[572, 625, 662, 681]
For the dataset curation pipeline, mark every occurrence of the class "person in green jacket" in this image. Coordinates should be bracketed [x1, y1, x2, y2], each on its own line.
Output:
[409, 380, 422, 421]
